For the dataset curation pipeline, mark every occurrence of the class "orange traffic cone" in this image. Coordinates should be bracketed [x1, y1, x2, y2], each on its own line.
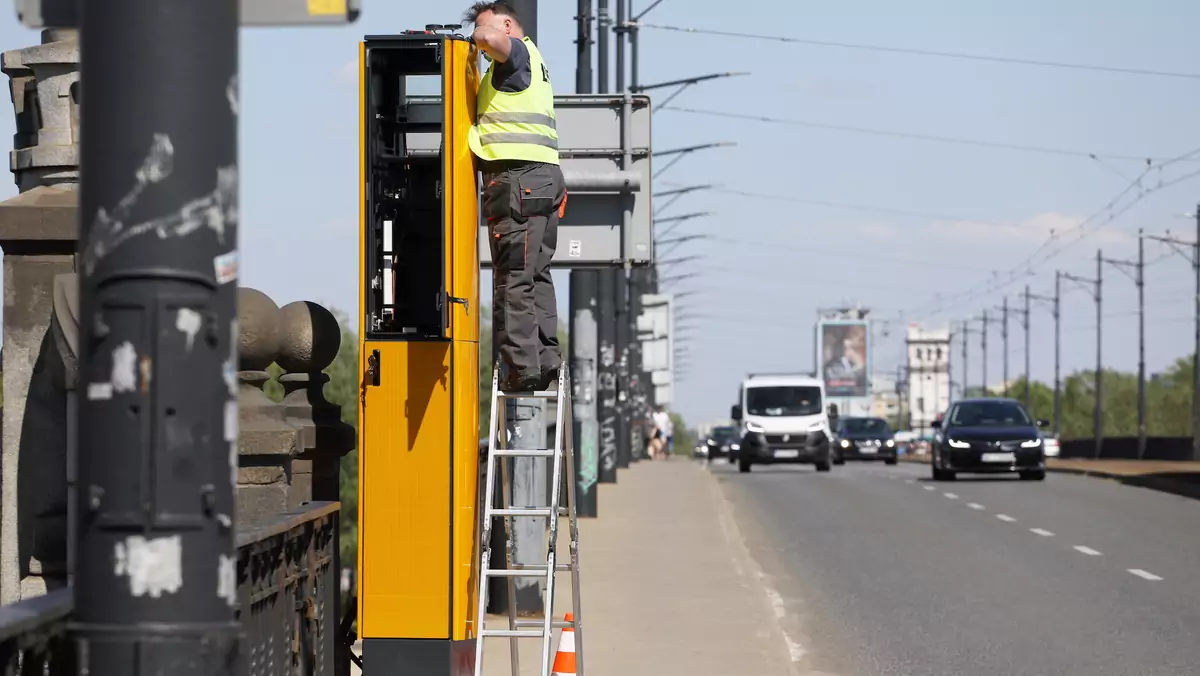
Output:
[551, 613, 577, 676]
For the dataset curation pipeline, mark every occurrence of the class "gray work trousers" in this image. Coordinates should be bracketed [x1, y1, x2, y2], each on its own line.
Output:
[483, 161, 566, 384]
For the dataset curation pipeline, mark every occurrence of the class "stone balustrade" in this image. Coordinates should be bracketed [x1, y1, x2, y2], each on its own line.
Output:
[235, 287, 354, 526]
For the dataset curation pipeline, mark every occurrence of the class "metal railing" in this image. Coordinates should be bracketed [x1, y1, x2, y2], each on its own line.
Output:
[0, 501, 340, 676]
[0, 587, 73, 675]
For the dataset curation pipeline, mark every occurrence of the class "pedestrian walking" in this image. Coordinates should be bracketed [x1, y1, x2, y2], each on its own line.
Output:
[466, 1, 567, 393]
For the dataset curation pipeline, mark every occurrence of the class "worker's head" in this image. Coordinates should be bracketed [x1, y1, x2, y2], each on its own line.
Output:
[464, 2, 524, 38]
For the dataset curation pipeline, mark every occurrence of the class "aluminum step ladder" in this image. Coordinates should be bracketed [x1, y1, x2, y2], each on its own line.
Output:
[474, 365, 584, 676]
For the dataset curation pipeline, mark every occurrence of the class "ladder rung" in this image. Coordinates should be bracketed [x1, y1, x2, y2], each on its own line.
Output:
[497, 389, 559, 400]
[481, 629, 545, 639]
[489, 507, 568, 517]
[492, 448, 556, 458]
[511, 563, 572, 571]
[514, 619, 575, 629]
[485, 563, 572, 577]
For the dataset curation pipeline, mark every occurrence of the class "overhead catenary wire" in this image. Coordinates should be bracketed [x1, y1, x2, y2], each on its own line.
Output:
[638, 23, 1200, 81]
[905, 148, 1200, 318]
[703, 234, 1000, 273]
[654, 179, 1027, 234]
[661, 106, 1188, 163]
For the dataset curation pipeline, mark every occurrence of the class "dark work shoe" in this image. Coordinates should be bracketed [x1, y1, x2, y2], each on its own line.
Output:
[537, 367, 561, 391]
[501, 373, 543, 393]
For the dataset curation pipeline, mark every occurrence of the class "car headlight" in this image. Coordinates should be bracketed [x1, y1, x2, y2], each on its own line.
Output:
[948, 439, 970, 449]
[745, 421, 764, 434]
[839, 439, 850, 448]
[1020, 439, 1042, 448]
[730, 443, 740, 451]
[885, 439, 895, 447]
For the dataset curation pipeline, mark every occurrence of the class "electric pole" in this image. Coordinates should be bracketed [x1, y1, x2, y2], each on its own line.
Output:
[960, 319, 972, 395]
[1024, 285, 1058, 423]
[1054, 273, 1062, 437]
[570, 0, 600, 516]
[1062, 253, 1103, 458]
[1100, 232, 1146, 459]
[1146, 218, 1200, 461]
[997, 298, 1010, 397]
[981, 309, 989, 393]
[1021, 287, 1031, 408]
[77, 0, 240, 671]
[981, 310, 1004, 396]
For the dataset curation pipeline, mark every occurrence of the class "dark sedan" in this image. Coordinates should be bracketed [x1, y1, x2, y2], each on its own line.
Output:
[931, 398, 1048, 481]
[833, 416, 898, 465]
[700, 425, 741, 461]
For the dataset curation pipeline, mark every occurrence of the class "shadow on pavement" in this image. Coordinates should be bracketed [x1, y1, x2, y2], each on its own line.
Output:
[1111, 472, 1200, 500]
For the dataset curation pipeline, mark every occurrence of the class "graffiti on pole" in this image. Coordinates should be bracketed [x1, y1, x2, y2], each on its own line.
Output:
[598, 341, 618, 475]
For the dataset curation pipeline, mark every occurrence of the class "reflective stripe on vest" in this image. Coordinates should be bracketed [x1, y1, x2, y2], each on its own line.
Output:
[470, 37, 559, 165]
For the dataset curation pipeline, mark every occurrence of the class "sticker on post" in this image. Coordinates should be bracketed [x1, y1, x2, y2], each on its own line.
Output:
[568, 240, 582, 258]
[213, 250, 238, 285]
[87, 382, 113, 401]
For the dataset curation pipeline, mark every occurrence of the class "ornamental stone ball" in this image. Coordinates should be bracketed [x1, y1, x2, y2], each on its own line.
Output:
[237, 287, 281, 371]
[276, 300, 341, 374]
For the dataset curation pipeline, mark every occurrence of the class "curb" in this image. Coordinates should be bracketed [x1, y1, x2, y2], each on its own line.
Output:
[898, 454, 1200, 500]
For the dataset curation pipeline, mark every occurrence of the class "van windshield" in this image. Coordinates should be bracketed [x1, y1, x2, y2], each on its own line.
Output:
[746, 386, 822, 417]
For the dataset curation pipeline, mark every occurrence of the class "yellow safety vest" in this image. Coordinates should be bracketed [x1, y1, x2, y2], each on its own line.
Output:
[469, 36, 559, 165]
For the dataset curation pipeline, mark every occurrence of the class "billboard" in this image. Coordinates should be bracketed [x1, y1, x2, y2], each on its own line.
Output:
[819, 320, 870, 398]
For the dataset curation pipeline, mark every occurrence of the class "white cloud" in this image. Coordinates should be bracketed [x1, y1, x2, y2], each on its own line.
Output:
[931, 211, 1132, 245]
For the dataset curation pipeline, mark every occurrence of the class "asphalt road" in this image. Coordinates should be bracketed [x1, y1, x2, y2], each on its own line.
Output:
[711, 458, 1200, 676]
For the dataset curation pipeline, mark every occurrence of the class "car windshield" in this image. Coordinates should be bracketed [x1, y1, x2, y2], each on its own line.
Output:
[745, 386, 822, 417]
[949, 401, 1032, 427]
[842, 418, 891, 435]
[710, 426, 738, 441]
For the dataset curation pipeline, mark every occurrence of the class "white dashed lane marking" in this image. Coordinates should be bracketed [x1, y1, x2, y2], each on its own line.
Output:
[892, 472, 1165, 583]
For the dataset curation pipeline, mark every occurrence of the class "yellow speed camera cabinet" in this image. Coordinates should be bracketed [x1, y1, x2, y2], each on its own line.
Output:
[357, 29, 481, 676]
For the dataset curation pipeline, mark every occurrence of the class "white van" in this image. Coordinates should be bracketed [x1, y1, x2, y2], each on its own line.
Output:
[730, 373, 834, 473]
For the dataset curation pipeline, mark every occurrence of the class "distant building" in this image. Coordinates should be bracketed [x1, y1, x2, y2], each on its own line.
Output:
[907, 324, 952, 438]
[870, 372, 900, 420]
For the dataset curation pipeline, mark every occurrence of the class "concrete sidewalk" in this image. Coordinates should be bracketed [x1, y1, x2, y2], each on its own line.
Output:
[479, 459, 798, 676]
[351, 460, 799, 675]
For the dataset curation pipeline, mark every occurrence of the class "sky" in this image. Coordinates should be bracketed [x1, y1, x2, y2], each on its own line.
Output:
[0, 0, 1198, 426]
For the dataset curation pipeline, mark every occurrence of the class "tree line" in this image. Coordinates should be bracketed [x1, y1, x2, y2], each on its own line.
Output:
[897, 355, 1195, 439]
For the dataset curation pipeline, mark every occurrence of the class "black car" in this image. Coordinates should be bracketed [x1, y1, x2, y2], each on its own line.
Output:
[930, 397, 1048, 481]
[701, 425, 741, 461]
[833, 416, 898, 465]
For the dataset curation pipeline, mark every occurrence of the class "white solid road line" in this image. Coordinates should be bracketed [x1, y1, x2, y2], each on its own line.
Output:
[923, 485, 936, 491]
[1029, 528, 1055, 537]
[943, 493, 958, 499]
[967, 502, 985, 510]
[996, 514, 1017, 522]
[904, 479, 914, 484]
[1128, 569, 1164, 581]
[1073, 546, 1102, 556]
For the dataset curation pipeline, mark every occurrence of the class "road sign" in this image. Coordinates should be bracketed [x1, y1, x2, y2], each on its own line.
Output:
[405, 93, 654, 268]
[16, 0, 361, 28]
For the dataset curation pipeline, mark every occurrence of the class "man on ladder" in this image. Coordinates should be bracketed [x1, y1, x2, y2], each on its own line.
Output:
[468, 5, 583, 676]
[466, 1, 567, 393]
